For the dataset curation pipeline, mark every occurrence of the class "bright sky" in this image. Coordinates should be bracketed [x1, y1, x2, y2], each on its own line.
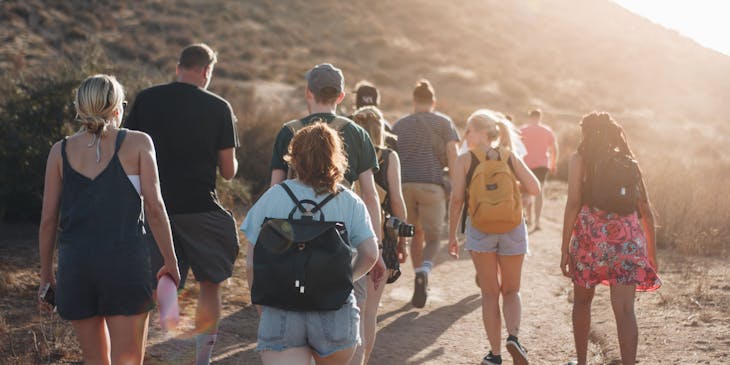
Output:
[612, 0, 730, 56]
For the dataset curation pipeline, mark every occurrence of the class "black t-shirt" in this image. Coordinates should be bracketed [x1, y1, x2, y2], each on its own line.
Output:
[125, 82, 239, 214]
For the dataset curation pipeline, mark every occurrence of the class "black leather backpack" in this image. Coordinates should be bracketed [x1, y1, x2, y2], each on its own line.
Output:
[251, 182, 354, 311]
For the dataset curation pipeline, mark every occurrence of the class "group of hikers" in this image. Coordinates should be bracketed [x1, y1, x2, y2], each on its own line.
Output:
[37, 43, 661, 365]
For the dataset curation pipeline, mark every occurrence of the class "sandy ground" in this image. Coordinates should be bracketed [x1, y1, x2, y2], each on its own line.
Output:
[2, 183, 729, 364]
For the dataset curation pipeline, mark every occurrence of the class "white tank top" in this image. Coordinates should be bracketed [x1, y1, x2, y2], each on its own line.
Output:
[128, 175, 141, 195]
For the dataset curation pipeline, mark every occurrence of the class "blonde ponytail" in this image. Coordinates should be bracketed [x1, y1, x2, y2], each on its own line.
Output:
[496, 121, 512, 151]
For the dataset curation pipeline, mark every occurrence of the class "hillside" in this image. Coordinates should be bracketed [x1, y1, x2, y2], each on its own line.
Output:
[3, 0, 730, 126]
[2, 0, 730, 251]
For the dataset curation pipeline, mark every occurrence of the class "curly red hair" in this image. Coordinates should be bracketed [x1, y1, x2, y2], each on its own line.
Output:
[285, 123, 348, 194]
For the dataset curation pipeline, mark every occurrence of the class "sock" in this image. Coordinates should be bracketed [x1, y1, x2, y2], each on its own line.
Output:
[195, 333, 217, 365]
[421, 260, 433, 274]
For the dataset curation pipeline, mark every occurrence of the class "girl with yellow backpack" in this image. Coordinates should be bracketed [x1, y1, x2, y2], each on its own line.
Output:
[448, 109, 540, 365]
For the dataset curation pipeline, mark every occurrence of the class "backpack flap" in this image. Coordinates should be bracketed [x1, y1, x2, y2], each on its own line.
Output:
[258, 218, 350, 250]
[251, 182, 355, 311]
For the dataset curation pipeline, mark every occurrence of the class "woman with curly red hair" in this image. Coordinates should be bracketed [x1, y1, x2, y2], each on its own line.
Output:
[241, 123, 379, 365]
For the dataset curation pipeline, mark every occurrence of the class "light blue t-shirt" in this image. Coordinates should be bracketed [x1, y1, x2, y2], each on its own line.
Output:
[240, 180, 375, 248]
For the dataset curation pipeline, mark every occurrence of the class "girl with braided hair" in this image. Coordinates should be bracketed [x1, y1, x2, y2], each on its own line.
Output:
[560, 112, 661, 365]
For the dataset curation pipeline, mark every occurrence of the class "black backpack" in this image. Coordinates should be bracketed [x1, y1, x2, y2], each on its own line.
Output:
[373, 148, 403, 284]
[373, 147, 392, 214]
[251, 183, 354, 311]
[584, 154, 642, 215]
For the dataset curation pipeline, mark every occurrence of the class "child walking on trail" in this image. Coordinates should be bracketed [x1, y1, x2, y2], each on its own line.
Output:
[448, 109, 540, 365]
[560, 112, 661, 365]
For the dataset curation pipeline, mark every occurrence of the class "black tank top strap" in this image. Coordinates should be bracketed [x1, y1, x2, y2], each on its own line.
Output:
[61, 137, 69, 162]
[114, 129, 127, 154]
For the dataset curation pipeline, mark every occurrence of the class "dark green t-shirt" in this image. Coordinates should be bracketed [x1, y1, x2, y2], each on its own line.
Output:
[270, 113, 378, 183]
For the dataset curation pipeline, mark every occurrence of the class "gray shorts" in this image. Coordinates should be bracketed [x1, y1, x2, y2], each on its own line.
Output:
[257, 292, 361, 356]
[149, 208, 239, 287]
[464, 220, 528, 255]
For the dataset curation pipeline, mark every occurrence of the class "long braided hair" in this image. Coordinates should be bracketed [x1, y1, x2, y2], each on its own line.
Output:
[578, 112, 650, 206]
[578, 112, 636, 166]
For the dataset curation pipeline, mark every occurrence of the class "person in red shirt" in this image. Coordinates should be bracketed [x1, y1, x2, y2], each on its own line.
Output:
[520, 109, 558, 230]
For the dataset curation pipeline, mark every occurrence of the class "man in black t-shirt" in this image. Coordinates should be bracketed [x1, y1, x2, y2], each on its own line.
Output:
[125, 43, 239, 365]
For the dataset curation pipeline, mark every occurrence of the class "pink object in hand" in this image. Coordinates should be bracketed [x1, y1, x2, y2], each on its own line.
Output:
[157, 274, 180, 331]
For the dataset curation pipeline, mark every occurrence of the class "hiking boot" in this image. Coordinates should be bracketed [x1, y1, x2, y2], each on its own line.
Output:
[481, 351, 502, 365]
[506, 335, 528, 365]
[411, 272, 428, 308]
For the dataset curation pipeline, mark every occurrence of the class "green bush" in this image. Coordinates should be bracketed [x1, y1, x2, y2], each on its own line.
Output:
[232, 87, 298, 202]
[0, 71, 80, 222]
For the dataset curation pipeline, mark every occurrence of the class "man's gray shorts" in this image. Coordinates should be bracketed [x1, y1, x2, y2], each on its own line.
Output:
[149, 208, 239, 287]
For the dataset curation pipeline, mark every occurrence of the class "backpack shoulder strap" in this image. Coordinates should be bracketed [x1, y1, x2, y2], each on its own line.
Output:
[279, 182, 341, 221]
[330, 116, 350, 131]
[311, 186, 342, 215]
[461, 150, 482, 233]
[496, 146, 516, 173]
[279, 182, 308, 214]
[374, 148, 390, 191]
[465, 150, 483, 186]
[284, 119, 304, 135]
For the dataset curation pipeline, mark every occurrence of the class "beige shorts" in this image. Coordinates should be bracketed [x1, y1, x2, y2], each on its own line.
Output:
[402, 182, 446, 241]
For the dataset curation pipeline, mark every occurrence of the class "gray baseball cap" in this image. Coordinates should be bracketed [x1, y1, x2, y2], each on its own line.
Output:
[305, 63, 344, 94]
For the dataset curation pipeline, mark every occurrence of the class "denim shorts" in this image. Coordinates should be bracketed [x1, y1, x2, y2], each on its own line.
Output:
[257, 292, 360, 356]
[464, 220, 528, 255]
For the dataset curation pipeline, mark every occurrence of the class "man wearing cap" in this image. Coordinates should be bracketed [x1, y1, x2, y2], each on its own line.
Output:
[352, 80, 397, 150]
[269, 63, 385, 364]
[125, 43, 239, 365]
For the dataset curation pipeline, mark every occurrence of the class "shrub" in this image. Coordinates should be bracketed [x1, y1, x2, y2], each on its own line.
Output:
[0, 71, 80, 221]
[645, 156, 730, 256]
[231, 87, 299, 202]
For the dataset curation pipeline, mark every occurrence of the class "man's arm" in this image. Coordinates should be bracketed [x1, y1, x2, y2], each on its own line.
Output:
[357, 169, 386, 287]
[357, 170, 382, 242]
[549, 134, 559, 174]
[218, 147, 238, 181]
[269, 126, 293, 186]
[446, 140, 459, 181]
[270, 169, 286, 186]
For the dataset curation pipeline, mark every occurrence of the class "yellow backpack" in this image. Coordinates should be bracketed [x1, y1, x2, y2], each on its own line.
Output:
[465, 147, 522, 234]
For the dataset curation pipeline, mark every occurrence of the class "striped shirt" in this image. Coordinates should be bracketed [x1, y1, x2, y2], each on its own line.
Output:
[393, 111, 460, 185]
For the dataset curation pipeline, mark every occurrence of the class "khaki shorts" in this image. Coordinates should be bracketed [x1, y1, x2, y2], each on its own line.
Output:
[402, 182, 446, 242]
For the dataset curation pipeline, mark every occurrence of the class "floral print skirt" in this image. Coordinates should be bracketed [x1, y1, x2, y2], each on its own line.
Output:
[570, 205, 661, 291]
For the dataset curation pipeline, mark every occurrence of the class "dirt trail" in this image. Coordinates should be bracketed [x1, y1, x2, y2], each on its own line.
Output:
[142, 183, 730, 365]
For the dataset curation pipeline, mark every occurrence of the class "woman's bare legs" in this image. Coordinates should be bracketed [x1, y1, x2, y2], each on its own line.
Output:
[497, 254, 524, 336]
[105, 312, 150, 365]
[572, 285, 595, 365]
[471, 251, 502, 355]
[70, 316, 111, 365]
[313, 346, 357, 365]
[610, 284, 638, 365]
[261, 347, 314, 365]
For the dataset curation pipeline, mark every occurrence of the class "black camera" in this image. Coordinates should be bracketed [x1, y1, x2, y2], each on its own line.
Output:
[385, 216, 415, 237]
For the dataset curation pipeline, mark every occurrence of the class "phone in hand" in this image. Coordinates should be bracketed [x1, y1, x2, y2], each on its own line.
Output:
[39, 283, 56, 308]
